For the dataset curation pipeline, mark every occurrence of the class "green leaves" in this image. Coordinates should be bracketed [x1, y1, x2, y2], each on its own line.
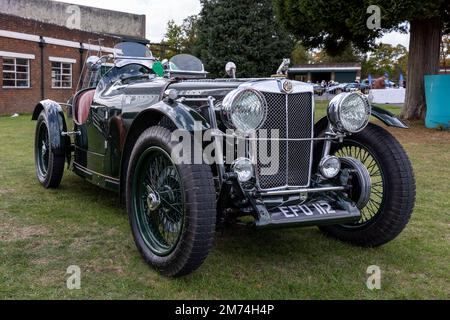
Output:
[273, 0, 449, 54]
[193, 0, 295, 77]
[361, 43, 409, 80]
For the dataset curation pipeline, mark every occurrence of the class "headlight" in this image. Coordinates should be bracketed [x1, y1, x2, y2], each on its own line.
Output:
[232, 158, 255, 183]
[319, 156, 341, 179]
[327, 92, 371, 133]
[221, 88, 267, 134]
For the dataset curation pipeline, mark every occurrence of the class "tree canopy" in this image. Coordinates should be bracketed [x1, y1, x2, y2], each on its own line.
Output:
[274, 0, 450, 120]
[193, 0, 294, 77]
[274, 0, 449, 54]
[161, 16, 199, 59]
[361, 44, 408, 80]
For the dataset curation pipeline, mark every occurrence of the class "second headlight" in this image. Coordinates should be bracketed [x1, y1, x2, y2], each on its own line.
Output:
[327, 92, 371, 133]
[221, 88, 267, 134]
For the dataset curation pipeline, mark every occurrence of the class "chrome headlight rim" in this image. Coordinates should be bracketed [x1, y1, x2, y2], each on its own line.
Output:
[231, 157, 255, 184]
[221, 88, 268, 134]
[327, 92, 371, 133]
[319, 155, 341, 179]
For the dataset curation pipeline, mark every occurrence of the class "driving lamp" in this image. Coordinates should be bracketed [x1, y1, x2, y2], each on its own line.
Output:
[232, 158, 255, 183]
[319, 156, 341, 179]
[327, 92, 371, 133]
[221, 88, 267, 134]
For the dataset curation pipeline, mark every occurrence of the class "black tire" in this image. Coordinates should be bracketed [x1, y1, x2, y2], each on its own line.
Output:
[126, 126, 216, 277]
[319, 123, 416, 247]
[34, 112, 65, 189]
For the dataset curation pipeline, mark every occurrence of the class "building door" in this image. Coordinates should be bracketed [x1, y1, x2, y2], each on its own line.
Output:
[311, 72, 331, 83]
[335, 72, 357, 83]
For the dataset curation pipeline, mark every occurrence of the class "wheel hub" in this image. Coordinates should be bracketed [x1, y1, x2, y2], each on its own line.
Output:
[340, 157, 372, 210]
[146, 191, 161, 211]
[41, 141, 47, 156]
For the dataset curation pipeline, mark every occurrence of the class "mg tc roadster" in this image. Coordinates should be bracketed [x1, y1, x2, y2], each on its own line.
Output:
[33, 40, 416, 277]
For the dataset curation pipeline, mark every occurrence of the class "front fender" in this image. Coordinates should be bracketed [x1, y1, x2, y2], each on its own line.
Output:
[144, 100, 211, 132]
[31, 99, 68, 156]
[371, 105, 409, 129]
[314, 106, 409, 133]
[119, 100, 210, 201]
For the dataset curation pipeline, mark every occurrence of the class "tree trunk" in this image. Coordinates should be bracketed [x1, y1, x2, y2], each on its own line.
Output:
[401, 18, 442, 120]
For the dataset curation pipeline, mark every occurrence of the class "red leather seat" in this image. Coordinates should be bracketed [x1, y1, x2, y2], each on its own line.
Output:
[74, 89, 95, 124]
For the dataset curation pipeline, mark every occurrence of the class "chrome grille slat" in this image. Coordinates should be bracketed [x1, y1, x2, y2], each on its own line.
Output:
[256, 92, 313, 190]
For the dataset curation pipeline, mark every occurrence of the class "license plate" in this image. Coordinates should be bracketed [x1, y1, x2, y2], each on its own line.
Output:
[271, 201, 341, 221]
[256, 200, 361, 228]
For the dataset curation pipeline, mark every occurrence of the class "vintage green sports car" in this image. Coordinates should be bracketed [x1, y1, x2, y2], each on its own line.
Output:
[32, 40, 416, 277]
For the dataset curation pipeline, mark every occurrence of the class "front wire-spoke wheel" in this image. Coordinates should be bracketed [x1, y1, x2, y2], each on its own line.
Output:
[133, 147, 185, 257]
[320, 123, 416, 247]
[126, 126, 216, 277]
[333, 142, 385, 227]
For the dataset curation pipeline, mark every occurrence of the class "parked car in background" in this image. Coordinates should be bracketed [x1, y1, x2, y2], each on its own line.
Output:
[326, 82, 369, 95]
[345, 82, 370, 94]
[326, 83, 347, 94]
[313, 84, 325, 96]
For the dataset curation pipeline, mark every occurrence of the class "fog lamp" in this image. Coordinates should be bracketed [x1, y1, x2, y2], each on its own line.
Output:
[319, 156, 341, 179]
[232, 158, 254, 183]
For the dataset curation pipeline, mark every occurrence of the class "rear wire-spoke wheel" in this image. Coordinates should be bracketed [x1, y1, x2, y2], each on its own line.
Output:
[126, 126, 216, 277]
[319, 123, 416, 247]
[37, 122, 50, 177]
[34, 112, 65, 188]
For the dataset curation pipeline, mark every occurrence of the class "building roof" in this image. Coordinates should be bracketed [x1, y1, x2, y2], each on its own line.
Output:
[289, 63, 362, 72]
[0, 0, 146, 38]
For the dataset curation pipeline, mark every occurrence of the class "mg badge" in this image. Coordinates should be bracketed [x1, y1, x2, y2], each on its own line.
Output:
[282, 80, 293, 93]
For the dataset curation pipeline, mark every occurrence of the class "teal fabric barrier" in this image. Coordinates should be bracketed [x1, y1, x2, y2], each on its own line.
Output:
[425, 75, 450, 129]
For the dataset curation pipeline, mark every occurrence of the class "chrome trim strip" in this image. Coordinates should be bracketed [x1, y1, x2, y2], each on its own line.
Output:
[285, 93, 289, 187]
[73, 162, 120, 182]
[259, 186, 345, 197]
[211, 131, 338, 142]
[239, 79, 314, 94]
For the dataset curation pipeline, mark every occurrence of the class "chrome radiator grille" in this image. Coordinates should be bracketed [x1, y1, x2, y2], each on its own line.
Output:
[255, 92, 314, 190]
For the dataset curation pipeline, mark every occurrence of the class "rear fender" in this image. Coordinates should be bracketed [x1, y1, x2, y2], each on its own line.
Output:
[32, 99, 69, 157]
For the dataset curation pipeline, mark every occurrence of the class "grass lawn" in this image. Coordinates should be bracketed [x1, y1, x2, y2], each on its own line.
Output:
[0, 103, 449, 299]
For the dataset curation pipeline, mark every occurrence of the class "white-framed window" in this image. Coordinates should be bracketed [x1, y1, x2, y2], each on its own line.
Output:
[2, 57, 30, 88]
[51, 61, 73, 89]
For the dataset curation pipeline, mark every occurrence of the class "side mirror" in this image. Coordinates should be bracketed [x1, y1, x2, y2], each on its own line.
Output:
[161, 59, 169, 70]
[225, 62, 237, 79]
[86, 56, 101, 71]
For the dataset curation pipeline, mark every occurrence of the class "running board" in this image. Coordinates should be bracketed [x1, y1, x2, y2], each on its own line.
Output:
[254, 199, 361, 229]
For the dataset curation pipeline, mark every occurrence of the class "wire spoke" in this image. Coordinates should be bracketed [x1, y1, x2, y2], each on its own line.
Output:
[135, 147, 185, 255]
[332, 140, 385, 227]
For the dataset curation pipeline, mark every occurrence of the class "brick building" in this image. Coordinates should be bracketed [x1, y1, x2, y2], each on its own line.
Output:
[0, 0, 146, 115]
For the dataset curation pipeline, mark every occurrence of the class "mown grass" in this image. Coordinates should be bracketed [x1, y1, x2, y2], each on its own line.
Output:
[0, 104, 449, 300]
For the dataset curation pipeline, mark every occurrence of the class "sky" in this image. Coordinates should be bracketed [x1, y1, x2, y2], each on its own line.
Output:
[55, 0, 410, 47]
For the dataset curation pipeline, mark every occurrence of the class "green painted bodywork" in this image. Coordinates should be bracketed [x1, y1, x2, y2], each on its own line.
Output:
[371, 105, 409, 129]
[32, 63, 406, 200]
[62, 67, 246, 192]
